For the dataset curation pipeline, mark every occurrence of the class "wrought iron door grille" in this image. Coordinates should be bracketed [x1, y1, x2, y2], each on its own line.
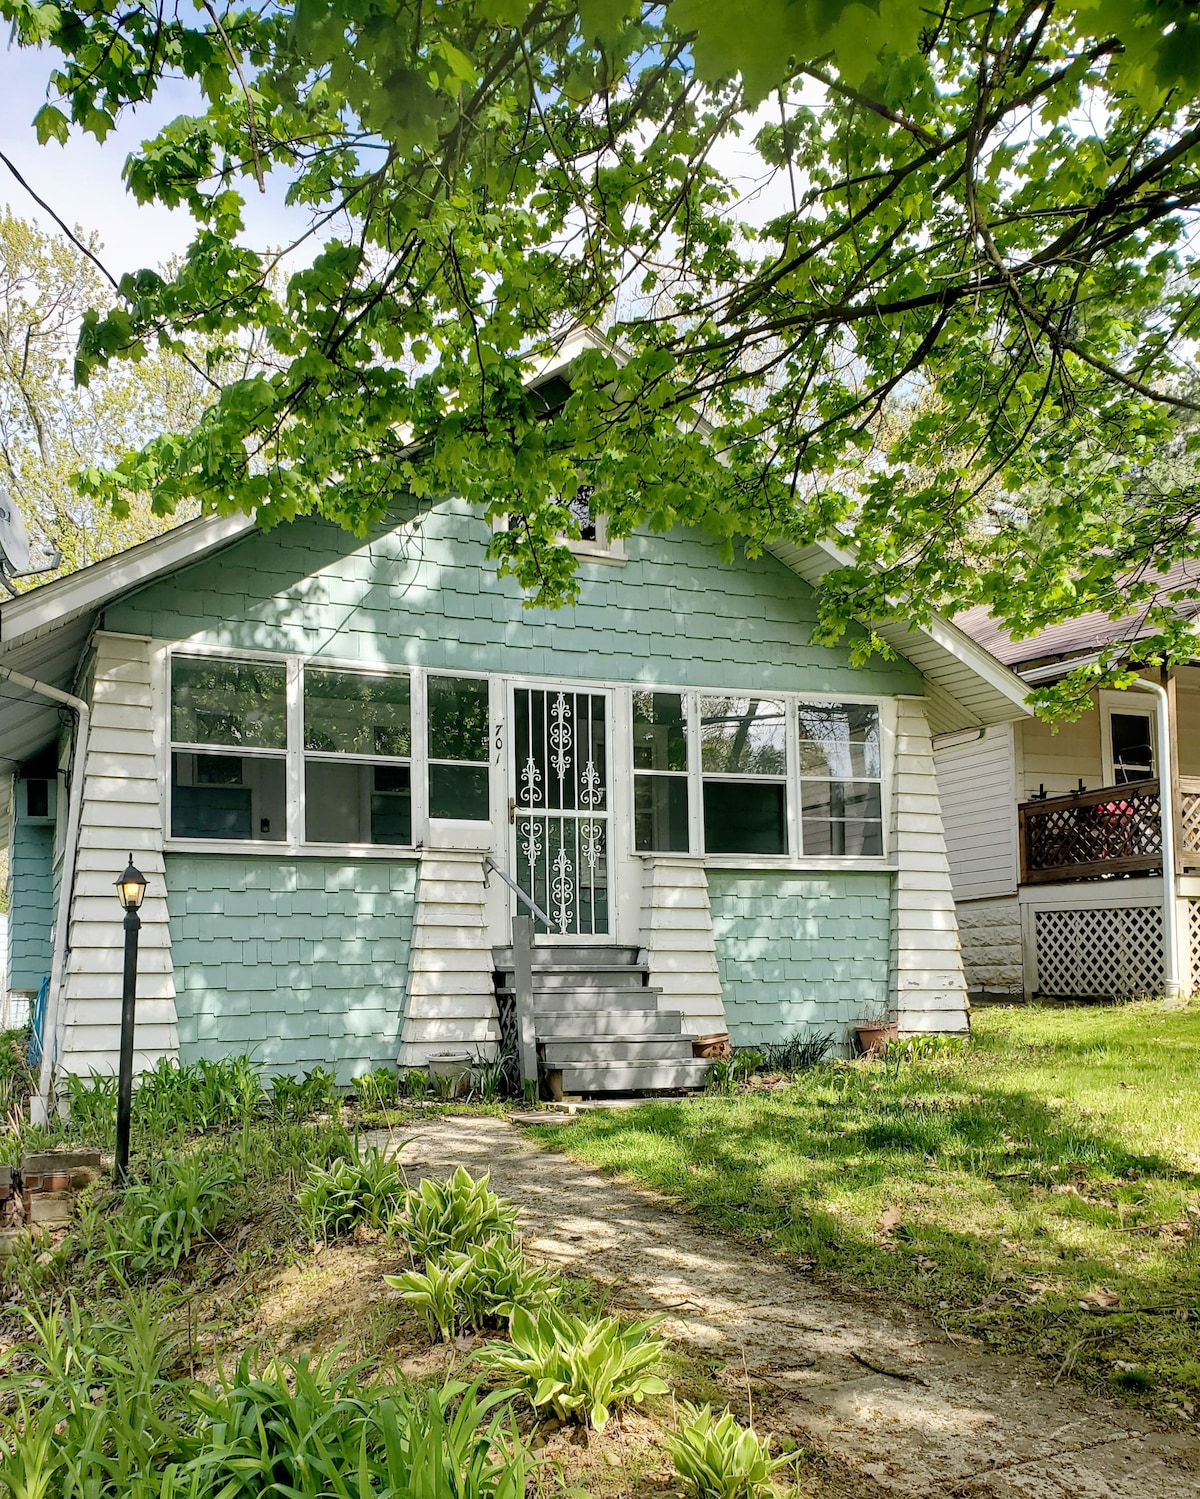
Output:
[514, 687, 610, 935]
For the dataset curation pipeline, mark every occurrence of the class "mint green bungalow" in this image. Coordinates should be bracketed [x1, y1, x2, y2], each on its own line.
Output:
[1, 483, 1029, 1112]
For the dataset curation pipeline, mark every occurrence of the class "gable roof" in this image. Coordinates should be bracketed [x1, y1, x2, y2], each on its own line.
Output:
[954, 558, 1200, 670]
[0, 513, 254, 769]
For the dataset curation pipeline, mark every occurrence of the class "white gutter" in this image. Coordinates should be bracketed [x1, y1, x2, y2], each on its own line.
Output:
[0, 667, 90, 1121]
[1125, 678, 1182, 1000]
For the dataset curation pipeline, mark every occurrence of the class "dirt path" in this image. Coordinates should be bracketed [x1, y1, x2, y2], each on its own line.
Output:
[379, 1113, 1200, 1499]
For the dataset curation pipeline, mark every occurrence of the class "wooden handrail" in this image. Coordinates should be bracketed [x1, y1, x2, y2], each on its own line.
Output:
[1017, 778, 1159, 816]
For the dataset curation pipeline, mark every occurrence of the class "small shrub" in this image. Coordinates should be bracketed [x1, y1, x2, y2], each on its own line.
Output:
[479, 1305, 668, 1429]
[298, 1145, 405, 1240]
[667, 1403, 798, 1499]
[386, 1237, 558, 1340]
[65, 1071, 118, 1139]
[395, 1166, 519, 1261]
[106, 1154, 240, 1272]
[757, 1030, 834, 1074]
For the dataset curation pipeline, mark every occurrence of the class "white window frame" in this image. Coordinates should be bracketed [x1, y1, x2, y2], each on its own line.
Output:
[1099, 690, 1157, 786]
[161, 643, 895, 870]
[300, 661, 416, 849]
[795, 698, 887, 858]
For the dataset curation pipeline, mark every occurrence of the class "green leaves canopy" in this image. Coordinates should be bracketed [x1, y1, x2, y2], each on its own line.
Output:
[5, 0, 1200, 699]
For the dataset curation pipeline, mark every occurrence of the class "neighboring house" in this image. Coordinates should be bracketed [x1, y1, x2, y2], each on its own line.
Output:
[939, 583, 1200, 1002]
[1, 463, 1029, 1105]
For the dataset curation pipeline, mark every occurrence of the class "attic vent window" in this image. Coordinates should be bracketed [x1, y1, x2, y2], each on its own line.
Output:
[568, 485, 598, 543]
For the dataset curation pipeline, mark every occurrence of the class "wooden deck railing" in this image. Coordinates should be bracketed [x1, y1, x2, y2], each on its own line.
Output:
[1018, 777, 1200, 884]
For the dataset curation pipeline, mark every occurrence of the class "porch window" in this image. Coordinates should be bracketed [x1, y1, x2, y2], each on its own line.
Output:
[427, 675, 490, 820]
[796, 702, 883, 855]
[170, 656, 287, 841]
[632, 691, 690, 851]
[303, 668, 412, 844]
[700, 696, 788, 854]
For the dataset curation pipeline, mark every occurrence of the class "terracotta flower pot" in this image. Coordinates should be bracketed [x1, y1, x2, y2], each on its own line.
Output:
[855, 1022, 898, 1058]
[693, 1033, 733, 1060]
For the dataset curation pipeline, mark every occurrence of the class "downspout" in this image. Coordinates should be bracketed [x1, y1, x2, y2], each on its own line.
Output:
[0, 667, 90, 1122]
[1126, 678, 1181, 1000]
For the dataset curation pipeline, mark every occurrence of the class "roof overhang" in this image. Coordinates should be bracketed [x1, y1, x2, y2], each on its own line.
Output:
[0, 512, 256, 771]
[768, 538, 1034, 736]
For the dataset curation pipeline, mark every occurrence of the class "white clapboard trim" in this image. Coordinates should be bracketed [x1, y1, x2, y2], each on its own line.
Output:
[889, 698, 970, 1033]
[934, 724, 1019, 900]
[398, 848, 498, 1066]
[640, 856, 726, 1035]
[57, 635, 179, 1081]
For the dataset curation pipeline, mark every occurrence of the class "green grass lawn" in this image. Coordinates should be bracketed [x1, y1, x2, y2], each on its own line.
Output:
[537, 1001, 1200, 1421]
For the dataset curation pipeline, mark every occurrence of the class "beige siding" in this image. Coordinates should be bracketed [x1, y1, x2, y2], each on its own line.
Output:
[889, 697, 969, 1033]
[1173, 669, 1200, 778]
[934, 725, 1018, 900]
[1017, 703, 1103, 799]
[57, 634, 178, 1080]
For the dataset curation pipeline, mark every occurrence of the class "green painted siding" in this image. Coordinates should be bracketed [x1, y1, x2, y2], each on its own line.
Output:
[8, 820, 54, 993]
[165, 854, 418, 1080]
[707, 871, 891, 1046]
[105, 501, 922, 697]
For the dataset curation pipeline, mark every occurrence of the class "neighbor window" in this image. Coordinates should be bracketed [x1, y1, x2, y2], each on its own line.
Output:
[796, 702, 883, 856]
[1109, 711, 1154, 784]
[700, 696, 788, 855]
[633, 691, 690, 851]
[303, 668, 412, 845]
[427, 675, 490, 820]
[170, 656, 288, 841]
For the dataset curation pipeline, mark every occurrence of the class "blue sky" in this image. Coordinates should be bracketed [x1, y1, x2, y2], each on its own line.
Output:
[1, 41, 308, 276]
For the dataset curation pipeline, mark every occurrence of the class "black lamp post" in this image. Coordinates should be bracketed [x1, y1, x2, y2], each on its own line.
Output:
[114, 856, 148, 1183]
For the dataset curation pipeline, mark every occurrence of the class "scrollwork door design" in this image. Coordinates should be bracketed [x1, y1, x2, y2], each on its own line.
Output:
[513, 687, 610, 935]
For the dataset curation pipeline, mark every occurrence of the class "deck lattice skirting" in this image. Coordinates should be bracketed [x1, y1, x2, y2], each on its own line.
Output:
[639, 855, 726, 1037]
[398, 847, 499, 1067]
[889, 697, 970, 1033]
[57, 634, 179, 1081]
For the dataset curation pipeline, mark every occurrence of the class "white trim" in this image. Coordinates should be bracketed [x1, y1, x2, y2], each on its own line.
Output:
[1098, 689, 1156, 784]
[0, 513, 255, 647]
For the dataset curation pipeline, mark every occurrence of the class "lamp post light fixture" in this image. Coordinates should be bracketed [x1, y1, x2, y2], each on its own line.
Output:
[114, 856, 148, 1183]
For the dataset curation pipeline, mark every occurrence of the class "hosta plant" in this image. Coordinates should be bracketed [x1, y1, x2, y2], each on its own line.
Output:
[395, 1166, 519, 1261]
[386, 1238, 558, 1340]
[298, 1146, 405, 1240]
[479, 1305, 668, 1430]
[666, 1404, 798, 1499]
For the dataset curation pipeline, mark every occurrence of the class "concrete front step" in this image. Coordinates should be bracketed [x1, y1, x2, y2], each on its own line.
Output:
[492, 944, 643, 967]
[556, 1058, 713, 1094]
[498, 985, 662, 1013]
[535, 1010, 684, 1038]
[494, 964, 650, 991]
[541, 1037, 697, 1065]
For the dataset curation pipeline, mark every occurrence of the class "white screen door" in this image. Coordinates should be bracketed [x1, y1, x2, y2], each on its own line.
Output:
[511, 685, 611, 935]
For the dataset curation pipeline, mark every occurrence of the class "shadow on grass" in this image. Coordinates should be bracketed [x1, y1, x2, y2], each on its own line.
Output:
[543, 1067, 1200, 1411]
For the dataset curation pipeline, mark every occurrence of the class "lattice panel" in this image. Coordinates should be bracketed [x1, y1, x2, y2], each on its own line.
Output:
[1188, 902, 1200, 993]
[1034, 906, 1164, 999]
[1025, 790, 1161, 873]
[1181, 796, 1200, 858]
